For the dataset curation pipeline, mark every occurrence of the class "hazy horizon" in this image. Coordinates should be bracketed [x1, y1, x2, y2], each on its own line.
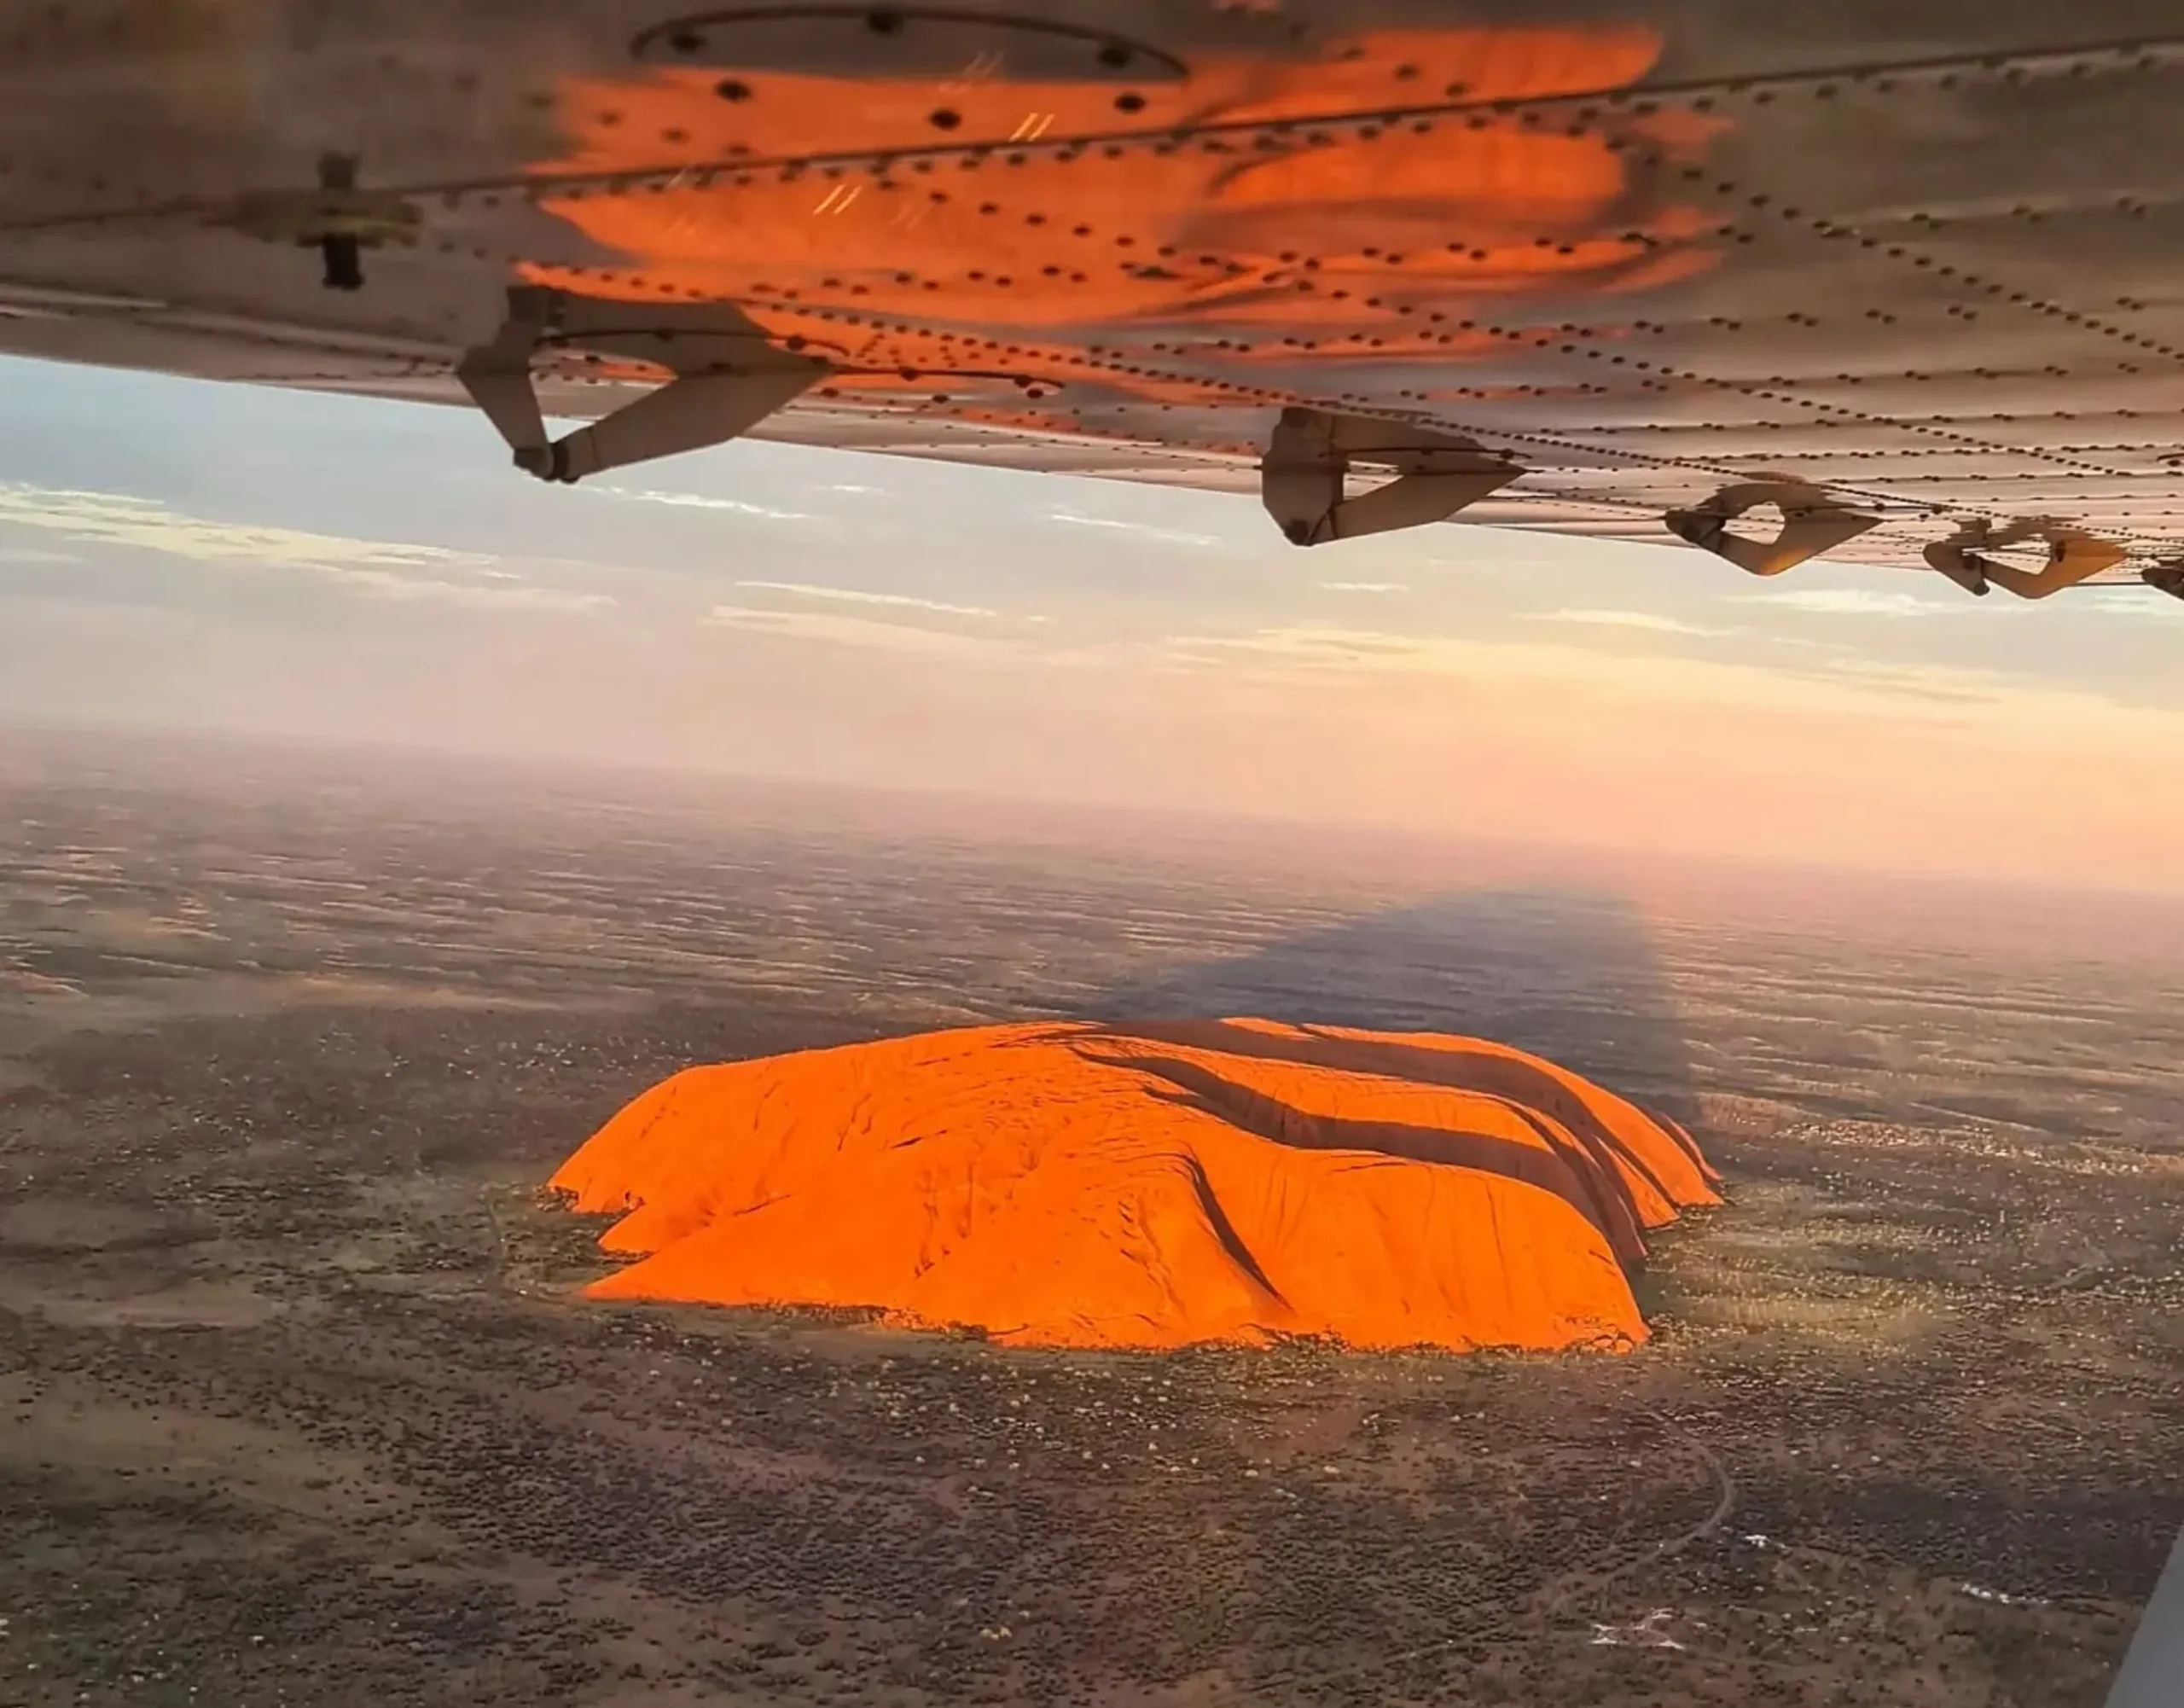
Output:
[4, 354, 2182, 896]
[13, 720, 2184, 980]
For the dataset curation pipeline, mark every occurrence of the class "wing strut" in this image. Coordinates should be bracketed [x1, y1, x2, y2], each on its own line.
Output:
[1664, 480, 1879, 575]
[456, 286, 830, 484]
[1924, 519, 2126, 599]
[1260, 407, 1521, 545]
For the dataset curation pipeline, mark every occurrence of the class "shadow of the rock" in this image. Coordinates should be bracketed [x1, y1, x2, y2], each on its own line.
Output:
[1085, 886, 1700, 1130]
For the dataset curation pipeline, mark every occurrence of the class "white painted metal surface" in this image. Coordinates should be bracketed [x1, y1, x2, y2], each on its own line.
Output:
[4, 3, 2184, 597]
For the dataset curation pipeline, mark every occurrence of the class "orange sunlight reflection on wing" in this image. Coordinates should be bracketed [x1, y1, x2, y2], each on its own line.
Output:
[522, 26, 1726, 427]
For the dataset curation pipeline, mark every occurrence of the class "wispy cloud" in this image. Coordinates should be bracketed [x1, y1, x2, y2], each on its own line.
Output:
[1798, 654, 2017, 705]
[2083, 588, 2182, 616]
[1533, 607, 1734, 637]
[1048, 510, 1222, 549]
[1138, 620, 2102, 725]
[1746, 586, 1963, 618]
[733, 579, 1003, 620]
[1155, 625, 1434, 673]
[1318, 581, 1409, 594]
[597, 487, 810, 522]
[0, 482, 608, 613]
[706, 603, 1016, 659]
[0, 483, 488, 572]
[326, 571, 612, 613]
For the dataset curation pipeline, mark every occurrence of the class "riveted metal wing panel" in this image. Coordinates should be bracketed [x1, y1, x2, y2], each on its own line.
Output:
[3, 2, 2184, 598]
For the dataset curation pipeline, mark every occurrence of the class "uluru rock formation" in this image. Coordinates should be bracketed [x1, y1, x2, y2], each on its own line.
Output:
[549, 1019, 1719, 1354]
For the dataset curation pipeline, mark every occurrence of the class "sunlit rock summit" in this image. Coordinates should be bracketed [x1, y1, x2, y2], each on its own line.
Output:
[550, 1019, 1719, 1352]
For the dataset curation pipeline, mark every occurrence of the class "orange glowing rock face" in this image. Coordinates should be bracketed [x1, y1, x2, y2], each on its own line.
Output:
[550, 1019, 1719, 1355]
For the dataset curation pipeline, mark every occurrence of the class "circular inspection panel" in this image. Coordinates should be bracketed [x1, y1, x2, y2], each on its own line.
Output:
[630, 7, 1188, 84]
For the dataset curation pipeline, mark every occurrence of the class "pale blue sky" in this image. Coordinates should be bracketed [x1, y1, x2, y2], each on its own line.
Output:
[2, 354, 2179, 887]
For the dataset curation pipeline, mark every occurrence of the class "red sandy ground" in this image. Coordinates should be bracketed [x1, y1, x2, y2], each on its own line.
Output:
[550, 1019, 1718, 1353]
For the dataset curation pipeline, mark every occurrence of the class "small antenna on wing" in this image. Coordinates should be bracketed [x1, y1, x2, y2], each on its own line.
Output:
[315, 154, 363, 291]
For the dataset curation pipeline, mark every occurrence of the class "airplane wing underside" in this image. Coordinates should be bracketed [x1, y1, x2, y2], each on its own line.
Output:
[5, 1, 2184, 600]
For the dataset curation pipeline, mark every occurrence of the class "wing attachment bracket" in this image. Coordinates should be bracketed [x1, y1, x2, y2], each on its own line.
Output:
[456, 286, 830, 484]
[1922, 519, 2126, 599]
[1664, 480, 1879, 575]
[1260, 407, 1521, 546]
